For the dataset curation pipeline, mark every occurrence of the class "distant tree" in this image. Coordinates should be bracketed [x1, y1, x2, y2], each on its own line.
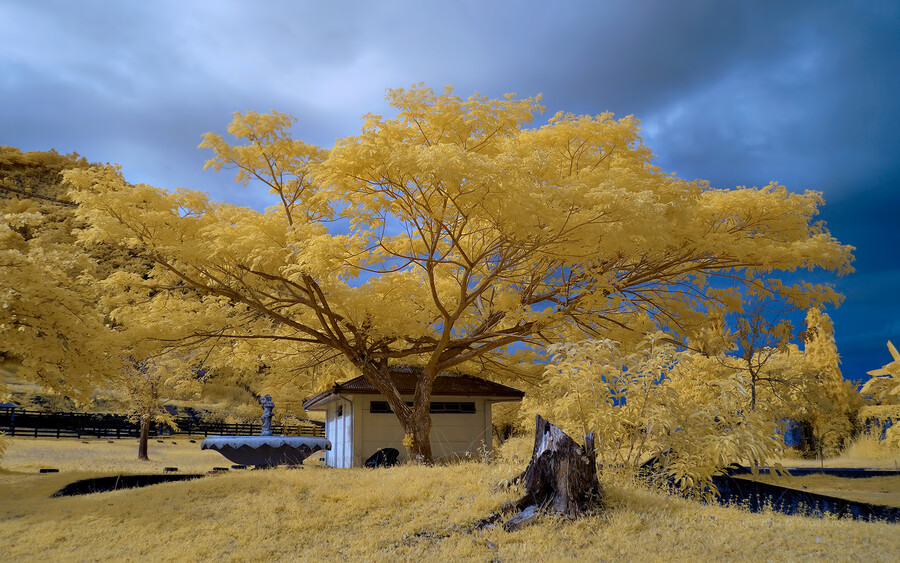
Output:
[693, 306, 859, 456]
[120, 356, 200, 460]
[709, 298, 797, 412]
[794, 308, 861, 456]
[67, 86, 854, 463]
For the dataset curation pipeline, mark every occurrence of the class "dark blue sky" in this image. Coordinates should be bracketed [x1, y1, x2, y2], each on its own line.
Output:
[2, 0, 898, 382]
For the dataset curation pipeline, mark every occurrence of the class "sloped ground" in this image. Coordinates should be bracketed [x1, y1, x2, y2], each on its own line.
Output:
[1, 437, 899, 561]
[743, 473, 900, 508]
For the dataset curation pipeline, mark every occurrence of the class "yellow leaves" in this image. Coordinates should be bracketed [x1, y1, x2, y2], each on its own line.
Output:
[525, 334, 780, 496]
[200, 111, 329, 224]
[116, 357, 201, 429]
[862, 340, 900, 405]
[383, 85, 543, 151]
[55, 85, 856, 442]
[1, 153, 128, 400]
[693, 183, 854, 280]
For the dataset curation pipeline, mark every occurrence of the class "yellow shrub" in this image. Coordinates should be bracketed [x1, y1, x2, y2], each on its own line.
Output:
[523, 334, 779, 497]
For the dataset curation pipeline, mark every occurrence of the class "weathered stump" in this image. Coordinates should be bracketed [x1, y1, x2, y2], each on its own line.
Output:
[501, 415, 603, 531]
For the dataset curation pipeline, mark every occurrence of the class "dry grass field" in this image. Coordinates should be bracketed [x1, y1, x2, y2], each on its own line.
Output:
[1, 436, 899, 562]
[746, 472, 900, 508]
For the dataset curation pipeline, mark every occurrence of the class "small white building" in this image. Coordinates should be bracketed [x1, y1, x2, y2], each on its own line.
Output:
[303, 369, 524, 468]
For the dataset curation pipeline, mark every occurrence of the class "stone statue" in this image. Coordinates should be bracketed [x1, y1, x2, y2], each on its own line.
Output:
[259, 394, 275, 436]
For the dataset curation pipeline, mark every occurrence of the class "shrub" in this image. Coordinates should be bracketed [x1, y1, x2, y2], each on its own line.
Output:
[523, 334, 779, 497]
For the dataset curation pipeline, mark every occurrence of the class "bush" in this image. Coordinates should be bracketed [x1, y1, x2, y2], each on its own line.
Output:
[522, 334, 779, 497]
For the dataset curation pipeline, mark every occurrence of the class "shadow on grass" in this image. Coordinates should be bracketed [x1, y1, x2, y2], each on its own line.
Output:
[51, 474, 205, 497]
[711, 472, 900, 522]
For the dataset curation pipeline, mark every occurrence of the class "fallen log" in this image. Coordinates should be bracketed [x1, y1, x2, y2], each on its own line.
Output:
[496, 414, 603, 531]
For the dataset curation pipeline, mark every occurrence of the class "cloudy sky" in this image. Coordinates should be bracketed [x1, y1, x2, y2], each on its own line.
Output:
[2, 0, 898, 381]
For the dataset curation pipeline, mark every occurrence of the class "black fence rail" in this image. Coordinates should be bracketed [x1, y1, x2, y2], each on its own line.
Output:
[0, 407, 324, 439]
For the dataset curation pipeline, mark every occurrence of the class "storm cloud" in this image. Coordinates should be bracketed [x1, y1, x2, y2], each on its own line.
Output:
[2, 0, 898, 380]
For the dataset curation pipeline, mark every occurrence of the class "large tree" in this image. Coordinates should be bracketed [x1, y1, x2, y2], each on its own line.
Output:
[67, 86, 853, 462]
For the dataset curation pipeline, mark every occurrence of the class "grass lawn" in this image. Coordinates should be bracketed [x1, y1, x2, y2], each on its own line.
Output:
[1, 437, 899, 561]
[745, 472, 900, 508]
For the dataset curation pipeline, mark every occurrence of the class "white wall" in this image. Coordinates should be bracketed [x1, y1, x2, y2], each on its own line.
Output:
[324, 397, 354, 468]
[356, 395, 494, 466]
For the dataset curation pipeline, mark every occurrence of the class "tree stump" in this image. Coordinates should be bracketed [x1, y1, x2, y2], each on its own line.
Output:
[501, 415, 603, 531]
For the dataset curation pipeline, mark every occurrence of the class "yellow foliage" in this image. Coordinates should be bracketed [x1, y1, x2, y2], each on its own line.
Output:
[862, 341, 900, 404]
[117, 358, 201, 430]
[0, 148, 124, 402]
[794, 309, 861, 455]
[704, 307, 859, 456]
[859, 404, 900, 423]
[839, 424, 900, 463]
[523, 334, 779, 496]
[63, 86, 853, 460]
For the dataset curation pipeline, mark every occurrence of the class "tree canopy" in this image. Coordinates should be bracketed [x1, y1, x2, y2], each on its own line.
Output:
[65, 86, 854, 462]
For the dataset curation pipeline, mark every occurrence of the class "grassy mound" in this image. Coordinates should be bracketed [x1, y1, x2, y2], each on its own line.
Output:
[1, 438, 899, 561]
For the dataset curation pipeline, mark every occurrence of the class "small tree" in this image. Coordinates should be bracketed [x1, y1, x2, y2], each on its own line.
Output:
[705, 297, 798, 413]
[121, 357, 199, 460]
[796, 308, 860, 457]
[697, 307, 859, 457]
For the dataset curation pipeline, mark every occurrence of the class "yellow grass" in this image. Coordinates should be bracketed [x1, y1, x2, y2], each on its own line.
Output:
[777, 432, 900, 470]
[1, 437, 899, 561]
[0, 436, 235, 475]
[841, 431, 900, 463]
[777, 452, 900, 470]
[747, 473, 900, 507]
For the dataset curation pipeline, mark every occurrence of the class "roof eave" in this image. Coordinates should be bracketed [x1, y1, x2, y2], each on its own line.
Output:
[302, 389, 336, 411]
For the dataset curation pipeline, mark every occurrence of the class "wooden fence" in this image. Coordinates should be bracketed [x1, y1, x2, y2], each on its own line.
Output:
[0, 406, 324, 439]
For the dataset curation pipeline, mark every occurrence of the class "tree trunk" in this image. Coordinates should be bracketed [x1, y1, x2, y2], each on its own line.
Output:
[401, 405, 433, 464]
[137, 416, 151, 461]
[359, 364, 436, 464]
[501, 415, 603, 531]
[750, 368, 758, 411]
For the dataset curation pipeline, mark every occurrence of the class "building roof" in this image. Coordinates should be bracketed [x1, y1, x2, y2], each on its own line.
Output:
[303, 368, 524, 410]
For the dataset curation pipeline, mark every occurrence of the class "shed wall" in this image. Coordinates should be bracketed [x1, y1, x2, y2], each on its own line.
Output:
[323, 397, 354, 468]
[327, 394, 495, 467]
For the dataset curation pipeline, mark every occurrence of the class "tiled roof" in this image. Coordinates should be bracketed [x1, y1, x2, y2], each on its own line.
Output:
[303, 367, 524, 410]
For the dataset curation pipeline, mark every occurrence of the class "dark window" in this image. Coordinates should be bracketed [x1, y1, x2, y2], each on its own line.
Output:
[370, 401, 392, 414]
[430, 402, 476, 414]
[336, 405, 343, 418]
[369, 401, 475, 414]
